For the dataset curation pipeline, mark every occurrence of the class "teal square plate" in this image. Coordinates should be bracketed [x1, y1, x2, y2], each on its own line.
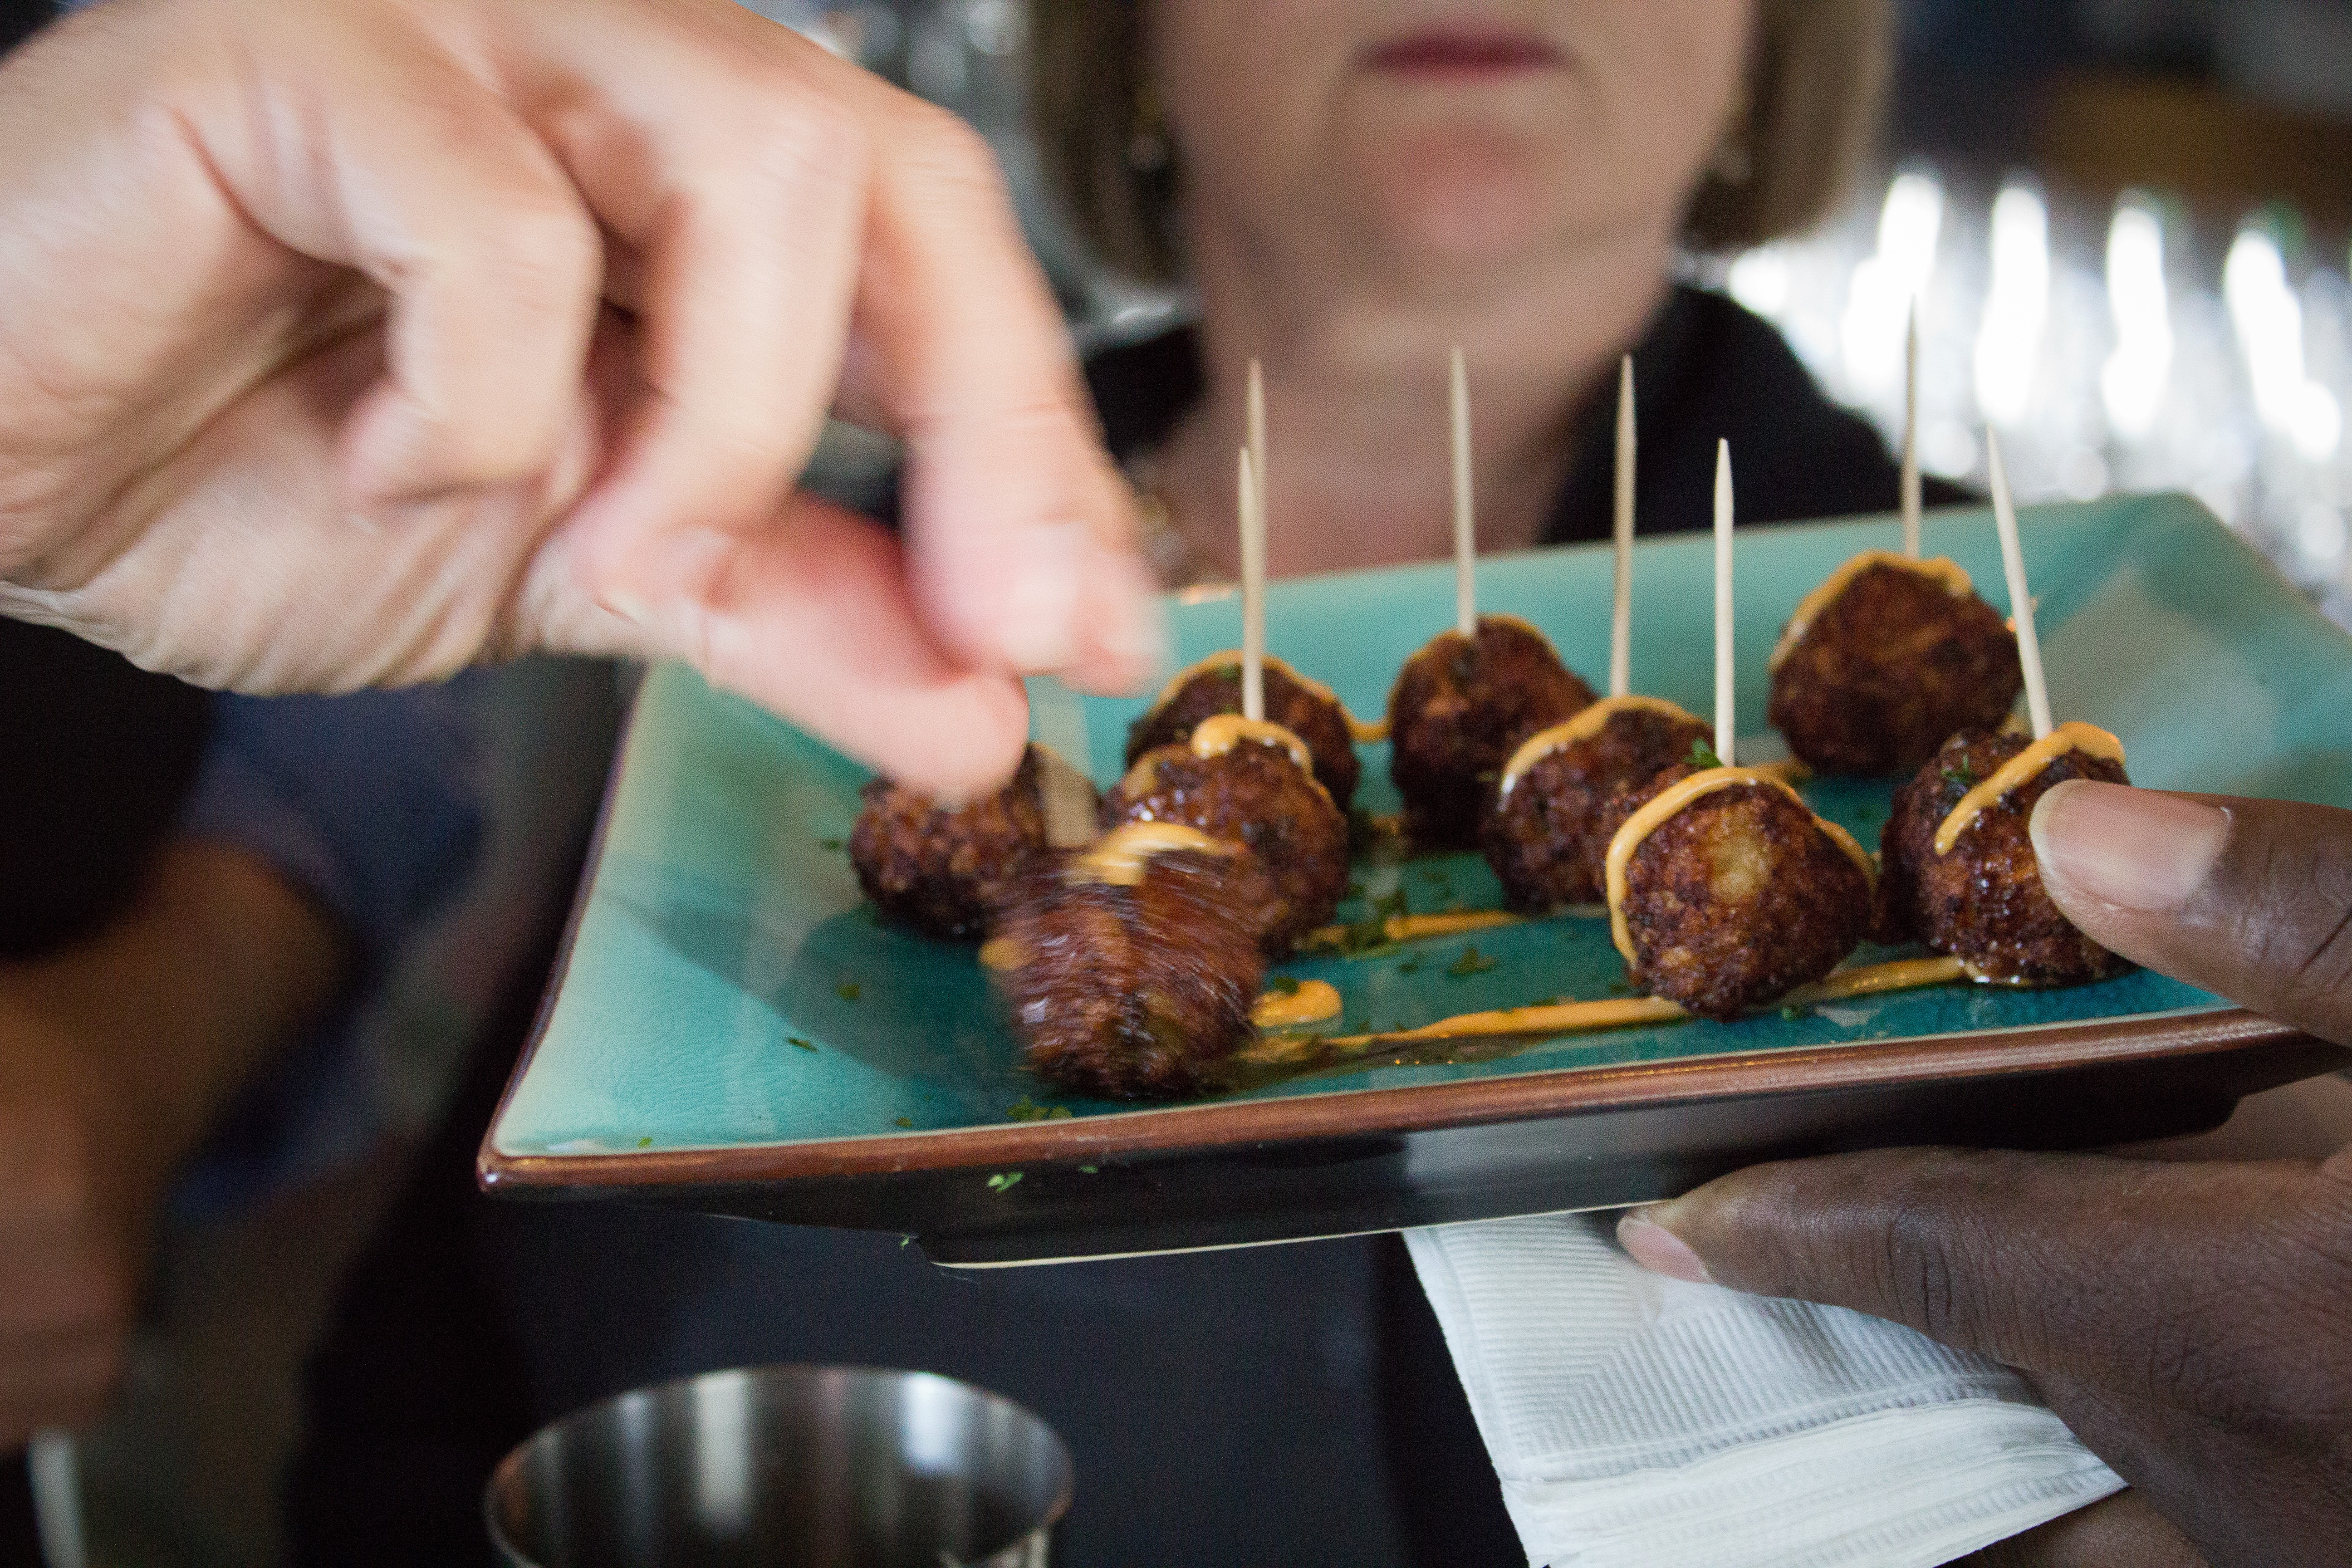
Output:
[481, 495, 2351, 1263]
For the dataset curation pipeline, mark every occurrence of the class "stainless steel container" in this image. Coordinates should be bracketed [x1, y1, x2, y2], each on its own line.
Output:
[485, 1365, 1073, 1568]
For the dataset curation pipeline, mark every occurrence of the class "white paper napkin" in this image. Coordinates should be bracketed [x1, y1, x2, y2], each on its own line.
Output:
[1406, 1213, 2124, 1568]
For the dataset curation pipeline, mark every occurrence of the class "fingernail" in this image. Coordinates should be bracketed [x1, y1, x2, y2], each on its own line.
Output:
[1617, 1209, 1713, 1284]
[994, 522, 1084, 670]
[2029, 781, 2228, 913]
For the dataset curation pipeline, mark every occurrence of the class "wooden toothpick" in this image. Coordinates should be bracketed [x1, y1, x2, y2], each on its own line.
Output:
[1247, 358, 1268, 556]
[1032, 680, 1098, 849]
[1451, 346, 1476, 639]
[1985, 429, 2051, 740]
[1714, 439, 1735, 768]
[1611, 354, 1636, 699]
[1238, 446, 1265, 723]
[1902, 302, 1922, 559]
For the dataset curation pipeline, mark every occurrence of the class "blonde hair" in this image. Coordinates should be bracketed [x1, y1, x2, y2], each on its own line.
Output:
[1029, 0, 1894, 284]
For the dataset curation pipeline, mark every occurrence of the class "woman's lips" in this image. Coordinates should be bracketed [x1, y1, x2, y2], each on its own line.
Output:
[1363, 30, 1565, 77]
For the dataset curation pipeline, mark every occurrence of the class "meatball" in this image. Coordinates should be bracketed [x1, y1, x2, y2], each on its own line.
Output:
[1387, 615, 1596, 848]
[1126, 655, 1362, 810]
[1482, 698, 1712, 910]
[1101, 721, 1349, 955]
[988, 825, 1271, 1099]
[848, 745, 1091, 940]
[1599, 763, 1873, 1020]
[1881, 727, 2134, 986]
[1768, 557, 2022, 777]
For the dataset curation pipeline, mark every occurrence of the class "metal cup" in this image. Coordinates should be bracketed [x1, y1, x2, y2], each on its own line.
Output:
[485, 1365, 1073, 1568]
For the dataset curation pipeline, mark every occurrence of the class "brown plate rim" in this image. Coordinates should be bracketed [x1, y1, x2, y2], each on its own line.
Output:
[479, 999, 2318, 1190]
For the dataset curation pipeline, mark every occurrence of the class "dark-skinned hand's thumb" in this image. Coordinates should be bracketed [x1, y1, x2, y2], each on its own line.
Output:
[2030, 784, 2352, 1048]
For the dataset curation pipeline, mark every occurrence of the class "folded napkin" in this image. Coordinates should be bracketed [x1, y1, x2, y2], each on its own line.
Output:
[1406, 1214, 2124, 1568]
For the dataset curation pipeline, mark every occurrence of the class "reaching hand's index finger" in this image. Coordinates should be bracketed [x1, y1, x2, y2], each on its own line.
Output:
[839, 91, 1162, 692]
[1619, 1147, 2333, 1398]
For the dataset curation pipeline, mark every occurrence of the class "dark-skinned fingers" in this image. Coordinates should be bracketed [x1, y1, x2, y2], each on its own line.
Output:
[2026, 1370, 2352, 1568]
[2032, 785, 2352, 1048]
[1949, 1492, 2206, 1568]
[1618, 1148, 2350, 1407]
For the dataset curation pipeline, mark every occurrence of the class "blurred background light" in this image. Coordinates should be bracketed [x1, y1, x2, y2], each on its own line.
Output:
[1975, 182, 2051, 426]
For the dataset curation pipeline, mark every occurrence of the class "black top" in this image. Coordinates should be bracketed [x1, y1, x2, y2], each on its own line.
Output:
[1083, 284, 1966, 548]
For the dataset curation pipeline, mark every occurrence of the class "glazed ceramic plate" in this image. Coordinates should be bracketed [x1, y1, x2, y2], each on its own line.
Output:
[481, 494, 2352, 1263]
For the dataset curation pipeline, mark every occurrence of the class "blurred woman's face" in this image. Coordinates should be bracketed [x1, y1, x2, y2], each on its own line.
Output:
[1150, 0, 1756, 290]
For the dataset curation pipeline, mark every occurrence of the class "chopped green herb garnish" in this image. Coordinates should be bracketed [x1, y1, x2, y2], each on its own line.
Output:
[1446, 945, 1500, 979]
[1269, 975, 1302, 997]
[893, 1115, 913, 1128]
[1689, 738, 1725, 770]
[636, 1136, 653, 1148]
[787, 1036, 818, 1052]
[1006, 1097, 1074, 1122]
[818, 836, 845, 852]
[986, 1171, 1024, 1193]
[1079, 1164, 1099, 1175]
[901, 1235, 913, 1248]
[837, 981, 861, 1001]
[1941, 765, 1977, 791]
[1331, 884, 1415, 955]
[1780, 1004, 1812, 1022]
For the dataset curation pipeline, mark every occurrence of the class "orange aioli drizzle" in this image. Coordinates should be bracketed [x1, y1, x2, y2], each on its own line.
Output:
[1767, 552, 1976, 673]
[1326, 995, 1687, 1046]
[1603, 768, 1875, 963]
[1787, 954, 1967, 1002]
[1300, 909, 1521, 952]
[1932, 722, 2126, 856]
[1313, 954, 1972, 1049]
[1116, 715, 1330, 806]
[1251, 979, 1343, 1029]
[1384, 613, 1556, 714]
[1068, 822, 1232, 887]
[1190, 714, 1315, 776]
[1496, 696, 1705, 802]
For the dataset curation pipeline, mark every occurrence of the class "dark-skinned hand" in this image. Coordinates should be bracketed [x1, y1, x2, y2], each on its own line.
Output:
[1620, 784, 2352, 1568]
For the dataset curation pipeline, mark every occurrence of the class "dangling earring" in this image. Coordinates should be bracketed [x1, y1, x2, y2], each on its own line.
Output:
[1128, 78, 1172, 174]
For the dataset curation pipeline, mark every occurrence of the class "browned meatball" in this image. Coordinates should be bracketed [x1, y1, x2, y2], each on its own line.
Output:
[1482, 701, 1712, 910]
[1768, 561, 2022, 777]
[1125, 657, 1362, 809]
[1881, 729, 2134, 985]
[1100, 734, 1349, 954]
[1599, 763, 1873, 1020]
[989, 832, 1271, 1099]
[848, 745, 1088, 940]
[1387, 616, 1596, 848]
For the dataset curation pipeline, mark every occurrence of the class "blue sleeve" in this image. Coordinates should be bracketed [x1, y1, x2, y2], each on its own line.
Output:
[176, 683, 487, 970]
[167, 682, 489, 1216]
